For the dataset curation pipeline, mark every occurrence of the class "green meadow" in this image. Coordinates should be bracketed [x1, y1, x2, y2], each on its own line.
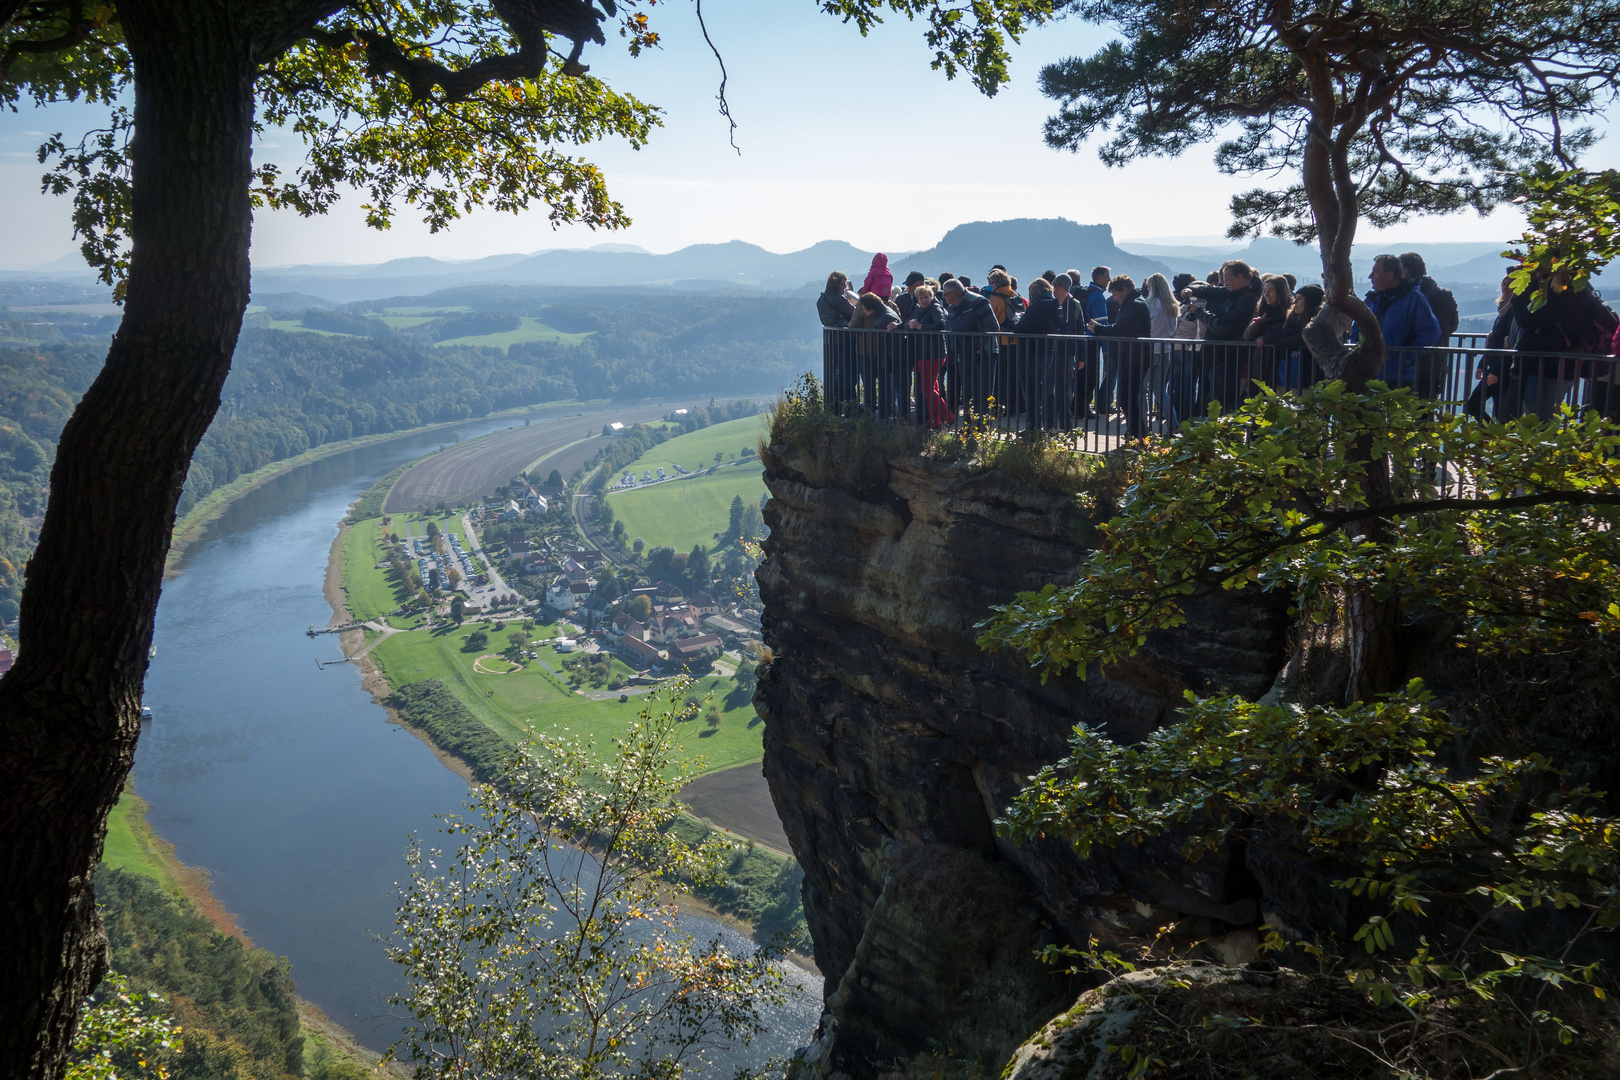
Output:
[603, 416, 768, 551]
[614, 415, 768, 477]
[607, 468, 767, 552]
[433, 317, 594, 351]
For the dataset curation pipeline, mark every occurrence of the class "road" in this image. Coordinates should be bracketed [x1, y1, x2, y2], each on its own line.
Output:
[458, 509, 512, 612]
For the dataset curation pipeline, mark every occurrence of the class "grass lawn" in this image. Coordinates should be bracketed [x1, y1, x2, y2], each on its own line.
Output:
[607, 468, 767, 552]
[341, 519, 411, 622]
[375, 315, 438, 329]
[369, 620, 763, 774]
[616, 415, 769, 478]
[103, 787, 181, 891]
[382, 305, 472, 315]
[433, 317, 594, 351]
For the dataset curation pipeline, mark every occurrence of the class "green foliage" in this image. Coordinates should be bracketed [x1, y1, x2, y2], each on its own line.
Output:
[1004, 683, 1620, 1032]
[1509, 165, 1620, 309]
[384, 679, 512, 784]
[386, 680, 787, 1080]
[67, 974, 182, 1080]
[980, 385, 1620, 677]
[461, 629, 489, 652]
[816, 1, 1056, 95]
[92, 868, 304, 1080]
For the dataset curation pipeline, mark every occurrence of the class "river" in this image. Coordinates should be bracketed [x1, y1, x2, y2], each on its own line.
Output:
[132, 411, 821, 1057]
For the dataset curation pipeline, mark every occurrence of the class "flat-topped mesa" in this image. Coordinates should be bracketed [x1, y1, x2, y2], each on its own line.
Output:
[752, 421, 1291, 1079]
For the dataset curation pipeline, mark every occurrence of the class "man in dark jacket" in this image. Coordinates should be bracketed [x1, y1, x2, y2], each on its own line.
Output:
[942, 278, 1000, 416]
[1183, 260, 1264, 413]
[1505, 276, 1609, 417]
[895, 270, 927, 322]
[1089, 276, 1154, 437]
[1351, 254, 1442, 391]
[1051, 274, 1091, 423]
[1399, 252, 1459, 398]
[1017, 278, 1067, 428]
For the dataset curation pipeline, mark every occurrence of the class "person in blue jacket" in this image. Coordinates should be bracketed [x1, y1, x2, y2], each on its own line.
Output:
[941, 278, 1001, 416]
[1352, 254, 1441, 390]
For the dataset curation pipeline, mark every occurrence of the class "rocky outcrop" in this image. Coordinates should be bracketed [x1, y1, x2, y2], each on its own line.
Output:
[754, 433, 1291, 1078]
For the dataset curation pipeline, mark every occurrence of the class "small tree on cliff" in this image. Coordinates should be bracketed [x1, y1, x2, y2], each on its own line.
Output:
[388, 680, 785, 1079]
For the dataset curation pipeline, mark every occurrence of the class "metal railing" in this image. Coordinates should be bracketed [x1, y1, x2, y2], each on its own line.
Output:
[821, 327, 1620, 449]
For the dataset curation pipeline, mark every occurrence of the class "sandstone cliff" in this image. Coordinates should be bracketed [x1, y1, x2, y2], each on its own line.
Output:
[754, 430, 1291, 1078]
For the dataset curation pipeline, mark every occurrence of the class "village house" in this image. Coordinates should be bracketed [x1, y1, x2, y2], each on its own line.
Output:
[609, 612, 645, 640]
[615, 634, 664, 668]
[690, 591, 720, 617]
[667, 633, 723, 664]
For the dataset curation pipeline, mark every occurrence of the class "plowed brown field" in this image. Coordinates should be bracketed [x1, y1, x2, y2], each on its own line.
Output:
[384, 402, 705, 512]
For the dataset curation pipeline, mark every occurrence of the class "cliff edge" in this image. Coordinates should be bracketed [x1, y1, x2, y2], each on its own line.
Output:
[754, 426, 1290, 1077]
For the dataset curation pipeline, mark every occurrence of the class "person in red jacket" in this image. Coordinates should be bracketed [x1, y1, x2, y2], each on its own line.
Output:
[861, 253, 893, 300]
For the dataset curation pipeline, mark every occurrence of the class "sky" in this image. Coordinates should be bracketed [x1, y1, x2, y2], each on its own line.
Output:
[2, 2, 1617, 270]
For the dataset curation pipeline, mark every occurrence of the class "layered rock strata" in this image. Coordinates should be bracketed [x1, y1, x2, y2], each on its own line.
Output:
[754, 434, 1290, 1078]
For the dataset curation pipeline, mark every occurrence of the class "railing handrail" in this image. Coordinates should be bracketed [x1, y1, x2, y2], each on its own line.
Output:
[828, 325, 1615, 362]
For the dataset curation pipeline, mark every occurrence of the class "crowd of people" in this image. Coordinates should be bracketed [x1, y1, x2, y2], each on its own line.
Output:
[816, 250, 1620, 434]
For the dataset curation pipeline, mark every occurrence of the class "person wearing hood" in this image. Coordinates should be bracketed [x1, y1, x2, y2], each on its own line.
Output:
[1351, 254, 1441, 392]
[862, 253, 894, 300]
[1088, 276, 1153, 437]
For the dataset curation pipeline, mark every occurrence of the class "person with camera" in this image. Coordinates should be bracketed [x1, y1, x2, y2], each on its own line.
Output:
[1181, 260, 1263, 414]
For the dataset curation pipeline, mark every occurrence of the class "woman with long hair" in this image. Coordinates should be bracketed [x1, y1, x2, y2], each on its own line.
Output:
[1140, 273, 1181, 425]
[1266, 283, 1324, 388]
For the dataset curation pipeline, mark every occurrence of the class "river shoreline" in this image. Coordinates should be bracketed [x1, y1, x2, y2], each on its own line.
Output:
[324, 506, 818, 972]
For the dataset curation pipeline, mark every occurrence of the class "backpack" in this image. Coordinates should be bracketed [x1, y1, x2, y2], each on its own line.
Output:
[1570, 298, 1620, 354]
[1421, 278, 1460, 342]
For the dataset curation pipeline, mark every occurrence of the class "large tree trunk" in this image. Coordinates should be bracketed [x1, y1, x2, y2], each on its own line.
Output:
[0, 3, 257, 1075]
[1297, 94, 1403, 703]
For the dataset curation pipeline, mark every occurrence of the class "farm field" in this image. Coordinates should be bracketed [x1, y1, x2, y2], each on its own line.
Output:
[434, 316, 594, 350]
[383, 400, 716, 512]
[263, 318, 350, 336]
[368, 611, 763, 774]
[607, 467, 766, 552]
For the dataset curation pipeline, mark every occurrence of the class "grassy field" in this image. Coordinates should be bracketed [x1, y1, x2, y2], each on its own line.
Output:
[358, 553, 763, 773]
[375, 315, 438, 329]
[263, 318, 351, 336]
[340, 519, 408, 622]
[607, 467, 767, 552]
[434, 317, 594, 351]
[382, 305, 472, 315]
[102, 787, 181, 892]
[615, 415, 769, 478]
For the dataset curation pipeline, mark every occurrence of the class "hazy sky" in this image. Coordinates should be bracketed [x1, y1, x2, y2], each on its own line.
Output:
[3, 3, 1616, 270]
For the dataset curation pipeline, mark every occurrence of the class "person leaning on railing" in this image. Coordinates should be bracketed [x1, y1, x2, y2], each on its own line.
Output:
[905, 284, 953, 428]
[940, 278, 1001, 417]
[1262, 283, 1325, 391]
[1351, 254, 1442, 396]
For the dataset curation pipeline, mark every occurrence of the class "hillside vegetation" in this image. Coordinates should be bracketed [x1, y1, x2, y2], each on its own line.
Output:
[0, 290, 807, 624]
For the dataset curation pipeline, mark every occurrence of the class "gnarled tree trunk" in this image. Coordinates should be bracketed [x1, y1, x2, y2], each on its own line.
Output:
[0, 2, 257, 1074]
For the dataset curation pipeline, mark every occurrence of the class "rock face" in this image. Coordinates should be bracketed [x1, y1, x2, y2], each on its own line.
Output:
[754, 433, 1291, 1078]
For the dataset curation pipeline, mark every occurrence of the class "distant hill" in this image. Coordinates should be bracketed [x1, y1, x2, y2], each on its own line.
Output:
[245, 219, 1173, 304]
[886, 219, 1169, 287]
